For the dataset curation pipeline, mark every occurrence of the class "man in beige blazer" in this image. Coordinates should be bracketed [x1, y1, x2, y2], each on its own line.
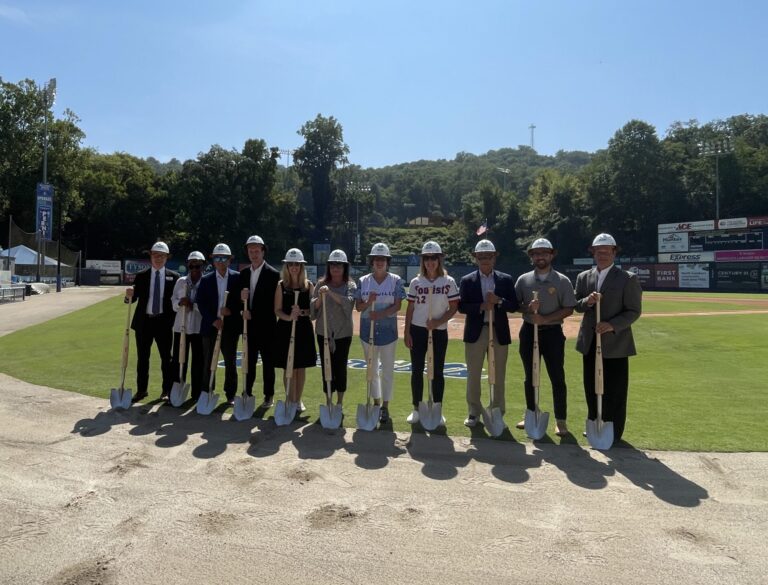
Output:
[574, 233, 642, 444]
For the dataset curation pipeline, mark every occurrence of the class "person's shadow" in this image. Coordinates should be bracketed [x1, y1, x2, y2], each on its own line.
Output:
[405, 425, 472, 480]
[467, 426, 543, 484]
[345, 426, 407, 470]
[603, 441, 709, 507]
[535, 442, 614, 489]
[292, 420, 348, 460]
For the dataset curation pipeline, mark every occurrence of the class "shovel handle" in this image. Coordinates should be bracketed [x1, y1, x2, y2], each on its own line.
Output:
[285, 290, 299, 383]
[208, 291, 229, 381]
[487, 304, 496, 386]
[426, 286, 434, 382]
[241, 298, 248, 377]
[178, 304, 188, 368]
[120, 296, 133, 389]
[595, 295, 604, 397]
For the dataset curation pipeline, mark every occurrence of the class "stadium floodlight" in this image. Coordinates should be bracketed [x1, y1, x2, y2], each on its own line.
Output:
[698, 138, 734, 222]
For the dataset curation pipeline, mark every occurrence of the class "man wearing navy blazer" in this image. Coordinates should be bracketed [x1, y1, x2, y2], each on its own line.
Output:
[238, 235, 280, 407]
[124, 241, 180, 402]
[574, 233, 642, 445]
[197, 243, 243, 404]
[457, 239, 519, 428]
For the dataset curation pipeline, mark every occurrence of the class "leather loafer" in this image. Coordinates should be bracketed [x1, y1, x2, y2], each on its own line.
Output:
[131, 392, 148, 403]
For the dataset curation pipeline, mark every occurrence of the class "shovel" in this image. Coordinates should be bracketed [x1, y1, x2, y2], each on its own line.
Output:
[481, 305, 506, 437]
[418, 287, 443, 431]
[275, 290, 299, 426]
[197, 291, 228, 415]
[586, 295, 614, 449]
[525, 291, 550, 439]
[356, 320, 380, 431]
[319, 292, 343, 429]
[170, 300, 190, 407]
[110, 298, 134, 409]
[233, 297, 256, 421]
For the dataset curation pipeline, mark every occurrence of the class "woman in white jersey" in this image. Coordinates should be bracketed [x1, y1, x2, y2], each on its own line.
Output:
[355, 243, 406, 424]
[404, 241, 459, 425]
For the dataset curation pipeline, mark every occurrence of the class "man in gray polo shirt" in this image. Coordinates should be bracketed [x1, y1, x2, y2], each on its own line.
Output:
[514, 238, 576, 436]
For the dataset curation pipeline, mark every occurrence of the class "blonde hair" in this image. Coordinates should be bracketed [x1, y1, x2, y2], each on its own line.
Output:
[280, 263, 309, 290]
[418, 255, 445, 278]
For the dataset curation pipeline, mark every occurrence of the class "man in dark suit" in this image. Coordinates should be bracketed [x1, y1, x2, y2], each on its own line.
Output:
[196, 243, 243, 405]
[124, 241, 180, 402]
[238, 235, 280, 408]
[574, 233, 642, 444]
[457, 239, 519, 428]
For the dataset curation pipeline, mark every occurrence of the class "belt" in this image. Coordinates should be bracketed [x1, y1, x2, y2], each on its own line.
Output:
[524, 322, 561, 331]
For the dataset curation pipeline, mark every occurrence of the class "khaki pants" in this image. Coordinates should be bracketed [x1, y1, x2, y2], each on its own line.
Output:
[465, 326, 508, 416]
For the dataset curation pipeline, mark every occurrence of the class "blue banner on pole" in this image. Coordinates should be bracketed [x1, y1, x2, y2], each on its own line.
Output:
[35, 183, 54, 240]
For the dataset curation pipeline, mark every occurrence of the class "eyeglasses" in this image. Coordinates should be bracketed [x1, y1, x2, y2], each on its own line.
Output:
[212, 256, 229, 263]
[423, 255, 440, 261]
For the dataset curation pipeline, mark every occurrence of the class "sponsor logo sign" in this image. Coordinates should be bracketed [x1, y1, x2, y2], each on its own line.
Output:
[573, 257, 594, 266]
[658, 220, 715, 233]
[35, 183, 54, 240]
[626, 265, 655, 287]
[86, 259, 122, 275]
[716, 262, 761, 291]
[654, 264, 678, 288]
[658, 232, 688, 253]
[717, 217, 748, 229]
[715, 250, 768, 262]
[748, 215, 768, 227]
[678, 264, 710, 289]
[658, 252, 715, 263]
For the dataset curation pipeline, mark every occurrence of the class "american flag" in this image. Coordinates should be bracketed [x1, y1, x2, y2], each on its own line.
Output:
[476, 219, 488, 236]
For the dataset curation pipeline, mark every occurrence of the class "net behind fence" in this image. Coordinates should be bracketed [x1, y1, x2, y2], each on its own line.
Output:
[3, 216, 80, 282]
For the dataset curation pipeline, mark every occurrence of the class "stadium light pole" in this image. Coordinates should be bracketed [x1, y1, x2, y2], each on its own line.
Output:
[699, 138, 734, 222]
[496, 167, 511, 192]
[36, 78, 56, 284]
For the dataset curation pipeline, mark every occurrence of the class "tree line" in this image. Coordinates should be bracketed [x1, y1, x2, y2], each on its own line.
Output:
[2, 77, 767, 265]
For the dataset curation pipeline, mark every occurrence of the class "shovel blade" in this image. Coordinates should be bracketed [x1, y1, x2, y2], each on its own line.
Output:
[196, 391, 219, 415]
[482, 406, 506, 438]
[356, 403, 380, 431]
[524, 408, 550, 440]
[274, 400, 297, 426]
[418, 402, 443, 431]
[169, 382, 190, 407]
[110, 387, 132, 410]
[585, 417, 614, 450]
[232, 394, 256, 421]
[320, 404, 343, 430]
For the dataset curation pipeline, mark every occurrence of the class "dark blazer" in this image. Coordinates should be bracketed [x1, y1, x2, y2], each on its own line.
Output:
[197, 268, 243, 337]
[238, 262, 280, 339]
[128, 267, 179, 332]
[458, 269, 519, 345]
[574, 265, 642, 358]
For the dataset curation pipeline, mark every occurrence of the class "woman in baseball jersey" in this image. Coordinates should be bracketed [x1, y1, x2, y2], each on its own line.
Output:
[404, 241, 459, 425]
[355, 242, 406, 424]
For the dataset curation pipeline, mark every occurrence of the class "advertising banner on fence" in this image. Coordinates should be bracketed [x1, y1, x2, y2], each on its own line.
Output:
[678, 263, 710, 288]
[762, 264, 768, 291]
[655, 264, 679, 288]
[658, 252, 715, 263]
[35, 183, 54, 241]
[658, 220, 715, 233]
[626, 265, 655, 288]
[658, 232, 688, 253]
[715, 250, 768, 262]
[717, 217, 748, 229]
[748, 216, 768, 227]
[86, 260, 121, 275]
[715, 262, 761, 291]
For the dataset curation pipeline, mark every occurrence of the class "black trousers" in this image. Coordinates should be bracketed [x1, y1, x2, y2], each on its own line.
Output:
[409, 325, 448, 406]
[317, 335, 352, 394]
[582, 339, 629, 442]
[172, 332, 205, 400]
[134, 316, 174, 395]
[519, 323, 568, 420]
[245, 335, 276, 398]
[202, 331, 239, 400]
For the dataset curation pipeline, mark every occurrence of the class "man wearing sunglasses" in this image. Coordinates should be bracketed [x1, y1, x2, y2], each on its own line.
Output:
[170, 251, 207, 400]
[197, 243, 242, 405]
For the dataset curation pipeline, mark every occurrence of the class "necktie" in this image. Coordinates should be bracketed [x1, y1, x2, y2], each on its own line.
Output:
[152, 271, 161, 315]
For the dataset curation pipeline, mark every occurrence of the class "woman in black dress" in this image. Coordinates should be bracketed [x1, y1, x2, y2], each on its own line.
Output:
[273, 248, 316, 410]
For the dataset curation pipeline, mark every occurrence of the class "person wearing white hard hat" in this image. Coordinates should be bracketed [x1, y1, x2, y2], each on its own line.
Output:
[514, 238, 576, 436]
[170, 251, 206, 400]
[238, 235, 280, 408]
[574, 233, 642, 445]
[124, 241, 179, 402]
[355, 243, 406, 423]
[311, 249, 357, 407]
[197, 243, 242, 405]
[274, 248, 317, 412]
[404, 241, 459, 425]
[458, 239, 519, 428]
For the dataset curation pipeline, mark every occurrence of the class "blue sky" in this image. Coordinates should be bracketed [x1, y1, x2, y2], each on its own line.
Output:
[2, 1, 766, 168]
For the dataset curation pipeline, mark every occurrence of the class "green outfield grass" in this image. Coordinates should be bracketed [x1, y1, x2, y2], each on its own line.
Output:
[1, 292, 766, 452]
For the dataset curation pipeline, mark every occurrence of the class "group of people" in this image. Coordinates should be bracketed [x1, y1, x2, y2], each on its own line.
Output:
[124, 231, 641, 446]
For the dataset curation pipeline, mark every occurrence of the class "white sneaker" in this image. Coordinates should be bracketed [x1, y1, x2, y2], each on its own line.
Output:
[406, 410, 420, 424]
[298, 401, 306, 413]
[464, 415, 478, 428]
[439, 415, 446, 427]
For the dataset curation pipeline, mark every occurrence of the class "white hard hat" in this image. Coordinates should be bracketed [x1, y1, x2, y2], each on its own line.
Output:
[245, 235, 265, 247]
[590, 233, 617, 248]
[187, 251, 205, 262]
[421, 241, 443, 255]
[474, 239, 496, 254]
[528, 238, 554, 253]
[328, 249, 348, 263]
[368, 242, 391, 258]
[282, 248, 306, 263]
[211, 243, 232, 256]
[150, 241, 170, 254]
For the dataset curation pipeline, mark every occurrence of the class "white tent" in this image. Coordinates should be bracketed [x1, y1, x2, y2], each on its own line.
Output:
[4, 244, 67, 267]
